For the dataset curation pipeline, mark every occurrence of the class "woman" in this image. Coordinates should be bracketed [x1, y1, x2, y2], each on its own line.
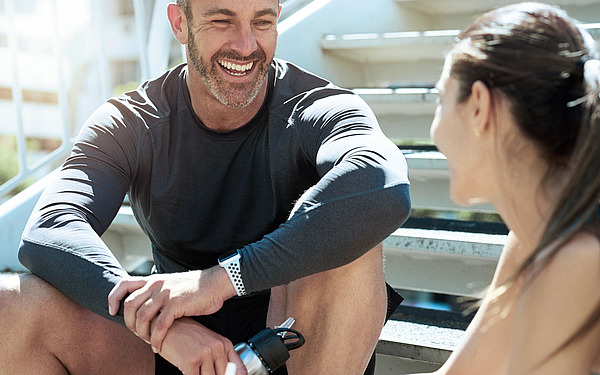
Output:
[413, 3, 600, 374]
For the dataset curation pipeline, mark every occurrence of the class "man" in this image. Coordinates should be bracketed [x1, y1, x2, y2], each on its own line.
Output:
[2, 0, 410, 373]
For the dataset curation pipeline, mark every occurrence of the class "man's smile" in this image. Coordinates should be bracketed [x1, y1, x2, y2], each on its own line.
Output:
[217, 59, 255, 76]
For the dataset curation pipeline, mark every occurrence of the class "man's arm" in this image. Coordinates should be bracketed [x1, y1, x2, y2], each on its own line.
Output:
[17, 102, 248, 371]
[157, 317, 247, 375]
[239, 91, 411, 292]
[18, 102, 136, 324]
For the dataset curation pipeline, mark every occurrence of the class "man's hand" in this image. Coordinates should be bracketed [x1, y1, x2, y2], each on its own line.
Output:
[159, 317, 248, 375]
[107, 267, 237, 352]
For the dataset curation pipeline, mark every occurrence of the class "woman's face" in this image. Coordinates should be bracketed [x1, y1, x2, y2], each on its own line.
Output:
[430, 61, 490, 207]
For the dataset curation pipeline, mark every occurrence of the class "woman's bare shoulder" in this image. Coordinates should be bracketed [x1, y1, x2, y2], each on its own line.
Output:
[507, 229, 600, 374]
[554, 230, 600, 273]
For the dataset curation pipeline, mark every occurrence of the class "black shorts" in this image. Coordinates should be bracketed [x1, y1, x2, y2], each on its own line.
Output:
[154, 284, 402, 374]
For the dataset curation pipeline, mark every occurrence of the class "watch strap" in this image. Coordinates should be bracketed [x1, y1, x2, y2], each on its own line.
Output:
[218, 250, 247, 296]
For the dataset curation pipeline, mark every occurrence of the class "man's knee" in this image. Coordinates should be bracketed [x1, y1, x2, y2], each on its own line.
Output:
[0, 274, 22, 317]
[0, 274, 42, 314]
[1, 274, 66, 314]
[0, 274, 154, 374]
[0, 273, 106, 349]
[283, 245, 387, 374]
[0, 274, 56, 363]
[330, 243, 384, 280]
[290, 243, 385, 292]
[284, 243, 387, 319]
[0, 274, 20, 296]
[271, 243, 387, 332]
[0, 274, 71, 339]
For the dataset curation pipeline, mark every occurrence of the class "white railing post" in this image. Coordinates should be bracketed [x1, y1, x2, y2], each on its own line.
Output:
[147, 0, 172, 78]
[92, 0, 111, 101]
[133, 0, 150, 82]
[0, 0, 73, 199]
[134, 0, 175, 81]
[5, 0, 27, 181]
[51, 0, 72, 147]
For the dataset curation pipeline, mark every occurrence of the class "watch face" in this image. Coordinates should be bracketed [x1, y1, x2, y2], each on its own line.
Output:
[219, 250, 239, 263]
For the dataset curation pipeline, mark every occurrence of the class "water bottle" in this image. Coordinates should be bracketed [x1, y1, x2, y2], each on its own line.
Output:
[234, 317, 305, 375]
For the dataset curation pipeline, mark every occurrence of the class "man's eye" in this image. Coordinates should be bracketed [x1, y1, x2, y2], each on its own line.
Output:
[254, 20, 274, 29]
[212, 20, 230, 26]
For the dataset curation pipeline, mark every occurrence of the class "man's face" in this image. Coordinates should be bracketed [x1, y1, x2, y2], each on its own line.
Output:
[185, 0, 280, 108]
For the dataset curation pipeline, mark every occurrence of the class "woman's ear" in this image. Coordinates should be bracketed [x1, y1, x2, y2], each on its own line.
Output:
[167, 3, 188, 45]
[469, 80, 493, 135]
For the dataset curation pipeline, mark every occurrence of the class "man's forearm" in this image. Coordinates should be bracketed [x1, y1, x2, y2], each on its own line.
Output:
[19, 237, 128, 325]
[238, 182, 410, 293]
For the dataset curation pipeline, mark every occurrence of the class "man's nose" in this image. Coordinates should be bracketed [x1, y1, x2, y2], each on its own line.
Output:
[228, 24, 258, 57]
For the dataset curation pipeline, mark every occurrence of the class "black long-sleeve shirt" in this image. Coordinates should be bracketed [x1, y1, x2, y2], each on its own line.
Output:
[19, 59, 411, 325]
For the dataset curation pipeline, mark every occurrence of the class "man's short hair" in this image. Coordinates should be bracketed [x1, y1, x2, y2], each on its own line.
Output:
[177, 0, 192, 21]
[177, 0, 280, 21]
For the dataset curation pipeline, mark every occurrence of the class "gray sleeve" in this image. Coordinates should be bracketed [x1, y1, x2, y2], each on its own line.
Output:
[239, 92, 411, 293]
[18, 103, 136, 325]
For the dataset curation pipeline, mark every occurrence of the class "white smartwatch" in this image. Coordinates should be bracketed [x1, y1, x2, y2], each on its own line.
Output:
[218, 250, 247, 296]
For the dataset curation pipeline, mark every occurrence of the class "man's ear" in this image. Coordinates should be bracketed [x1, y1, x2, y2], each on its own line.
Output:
[167, 3, 188, 44]
[469, 80, 493, 135]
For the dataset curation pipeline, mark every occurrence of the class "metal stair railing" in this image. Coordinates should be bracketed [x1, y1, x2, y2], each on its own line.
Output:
[0, 0, 73, 201]
[0, 0, 177, 202]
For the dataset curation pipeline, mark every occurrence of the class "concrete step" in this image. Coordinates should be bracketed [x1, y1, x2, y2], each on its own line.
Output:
[322, 22, 600, 84]
[321, 30, 457, 64]
[403, 150, 496, 213]
[375, 304, 471, 374]
[354, 88, 437, 116]
[394, 0, 600, 19]
[384, 225, 506, 297]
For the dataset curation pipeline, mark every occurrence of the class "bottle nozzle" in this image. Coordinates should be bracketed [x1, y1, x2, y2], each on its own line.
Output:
[274, 317, 295, 337]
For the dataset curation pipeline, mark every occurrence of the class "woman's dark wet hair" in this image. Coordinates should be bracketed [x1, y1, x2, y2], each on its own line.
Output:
[451, 2, 593, 165]
[448, 2, 600, 361]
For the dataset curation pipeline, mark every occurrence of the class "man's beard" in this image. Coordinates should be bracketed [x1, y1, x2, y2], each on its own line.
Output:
[187, 28, 271, 109]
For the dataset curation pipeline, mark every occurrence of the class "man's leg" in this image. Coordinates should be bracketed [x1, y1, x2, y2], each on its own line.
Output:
[268, 244, 388, 375]
[0, 274, 154, 375]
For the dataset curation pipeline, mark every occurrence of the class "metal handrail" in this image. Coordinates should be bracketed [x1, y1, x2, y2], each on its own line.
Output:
[0, 0, 163, 201]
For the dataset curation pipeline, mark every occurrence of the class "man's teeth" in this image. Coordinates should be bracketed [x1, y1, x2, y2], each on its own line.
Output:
[218, 60, 254, 75]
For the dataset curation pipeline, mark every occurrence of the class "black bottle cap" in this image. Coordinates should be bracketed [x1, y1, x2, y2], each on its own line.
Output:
[248, 328, 290, 372]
